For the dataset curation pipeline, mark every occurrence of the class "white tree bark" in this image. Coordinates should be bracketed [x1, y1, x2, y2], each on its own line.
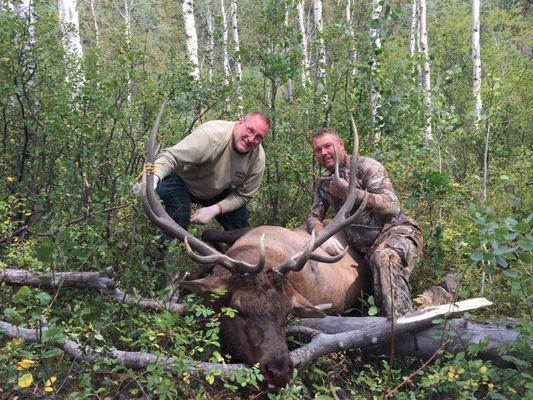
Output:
[12, 0, 35, 44]
[313, 0, 326, 81]
[297, 0, 311, 85]
[346, 0, 356, 65]
[229, 0, 242, 81]
[419, 0, 433, 141]
[472, 0, 482, 124]
[89, 0, 101, 48]
[58, 0, 83, 60]
[409, 0, 419, 56]
[205, 1, 215, 81]
[370, 0, 384, 143]
[220, 0, 231, 81]
[182, 0, 200, 80]
[284, 5, 293, 99]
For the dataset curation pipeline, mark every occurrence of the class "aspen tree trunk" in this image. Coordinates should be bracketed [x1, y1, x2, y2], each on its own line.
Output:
[123, 0, 133, 102]
[230, 0, 243, 112]
[472, 0, 482, 124]
[297, 0, 311, 86]
[13, 0, 35, 44]
[313, 0, 326, 81]
[409, 0, 418, 56]
[58, 0, 83, 59]
[58, 0, 84, 92]
[419, 0, 433, 141]
[370, 0, 383, 143]
[346, 0, 356, 65]
[220, 0, 231, 81]
[285, 5, 293, 99]
[182, 0, 200, 80]
[205, 1, 215, 82]
[89, 0, 100, 48]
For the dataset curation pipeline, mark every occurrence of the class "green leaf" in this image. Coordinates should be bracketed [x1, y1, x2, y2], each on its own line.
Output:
[41, 348, 63, 359]
[18, 373, 33, 388]
[36, 292, 52, 305]
[471, 252, 484, 262]
[35, 239, 54, 263]
[368, 306, 378, 316]
[43, 326, 66, 344]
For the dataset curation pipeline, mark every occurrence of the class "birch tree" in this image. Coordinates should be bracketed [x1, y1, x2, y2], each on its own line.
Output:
[58, 0, 84, 92]
[89, 0, 101, 48]
[182, 0, 200, 80]
[370, 0, 384, 143]
[229, 0, 242, 82]
[12, 0, 35, 45]
[297, 0, 310, 86]
[419, 0, 433, 141]
[472, 0, 482, 125]
[220, 0, 231, 80]
[409, 0, 419, 57]
[313, 0, 325, 81]
[205, 1, 215, 81]
[284, 5, 293, 99]
[346, 0, 356, 65]
[58, 0, 83, 60]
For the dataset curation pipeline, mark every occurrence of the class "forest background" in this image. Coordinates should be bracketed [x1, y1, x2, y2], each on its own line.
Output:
[0, 0, 531, 398]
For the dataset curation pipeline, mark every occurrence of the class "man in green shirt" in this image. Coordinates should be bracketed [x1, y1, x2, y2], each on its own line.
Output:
[152, 112, 269, 233]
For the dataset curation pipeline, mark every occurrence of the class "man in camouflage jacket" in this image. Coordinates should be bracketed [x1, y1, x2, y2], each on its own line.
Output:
[307, 128, 423, 318]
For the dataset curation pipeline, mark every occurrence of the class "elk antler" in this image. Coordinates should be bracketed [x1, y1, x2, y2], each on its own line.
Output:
[140, 101, 265, 276]
[275, 114, 368, 274]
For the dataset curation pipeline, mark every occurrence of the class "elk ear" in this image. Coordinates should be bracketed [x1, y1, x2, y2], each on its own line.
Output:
[285, 284, 326, 318]
[178, 276, 234, 298]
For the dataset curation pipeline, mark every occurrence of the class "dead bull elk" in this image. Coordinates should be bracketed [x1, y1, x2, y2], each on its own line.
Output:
[141, 102, 369, 387]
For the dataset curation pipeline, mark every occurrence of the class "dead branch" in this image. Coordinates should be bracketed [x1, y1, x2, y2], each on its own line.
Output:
[0, 268, 184, 313]
[289, 298, 497, 368]
[0, 319, 246, 378]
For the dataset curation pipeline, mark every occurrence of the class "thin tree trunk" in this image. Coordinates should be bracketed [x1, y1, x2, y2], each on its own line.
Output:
[297, 0, 311, 86]
[409, 0, 419, 56]
[313, 0, 326, 81]
[182, 0, 200, 80]
[285, 5, 294, 99]
[205, 1, 215, 82]
[89, 0, 100, 48]
[370, 0, 383, 143]
[472, 0, 482, 125]
[58, 0, 84, 93]
[123, 0, 133, 102]
[346, 0, 356, 66]
[419, 0, 433, 141]
[220, 0, 230, 82]
[230, 0, 243, 112]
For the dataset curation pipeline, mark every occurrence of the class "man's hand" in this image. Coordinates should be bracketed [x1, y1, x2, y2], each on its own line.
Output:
[190, 205, 220, 225]
[320, 237, 345, 255]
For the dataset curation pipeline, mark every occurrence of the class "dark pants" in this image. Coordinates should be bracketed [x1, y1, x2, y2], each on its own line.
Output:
[156, 174, 249, 234]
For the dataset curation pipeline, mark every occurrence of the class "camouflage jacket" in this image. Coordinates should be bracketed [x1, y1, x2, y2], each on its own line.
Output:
[307, 156, 402, 253]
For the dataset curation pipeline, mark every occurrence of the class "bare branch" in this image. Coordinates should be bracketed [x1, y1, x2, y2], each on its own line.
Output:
[0, 268, 184, 313]
[0, 319, 247, 378]
[290, 298, 494, 368]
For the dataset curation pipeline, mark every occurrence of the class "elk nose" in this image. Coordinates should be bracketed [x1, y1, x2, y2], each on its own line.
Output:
[262, 355, 293, 387]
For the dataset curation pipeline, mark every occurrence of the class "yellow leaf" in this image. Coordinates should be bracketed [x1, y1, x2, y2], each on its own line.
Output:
[6, 176, 14, 182]
[18, 373, 33, 388]
[10, 337, 23, 347]
[17, 359, 35, 369]
[45, 376, 57, 386]
[44, 387, 53, 393]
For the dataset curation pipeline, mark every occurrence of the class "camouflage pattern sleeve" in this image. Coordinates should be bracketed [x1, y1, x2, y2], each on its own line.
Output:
[306, 182, 329, 233]
[356, 157, 400, 218]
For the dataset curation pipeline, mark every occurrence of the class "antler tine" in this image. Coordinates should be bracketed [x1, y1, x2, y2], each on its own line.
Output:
[184, 234, 265, 276]
[332, 146, 347, 194]
[309, 245, 349, 263]
[276, 114, 366, 274]
[140, 101, 265, 276]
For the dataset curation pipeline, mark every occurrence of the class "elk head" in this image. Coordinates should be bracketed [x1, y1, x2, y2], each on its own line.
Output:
[141, 102, 366, 387]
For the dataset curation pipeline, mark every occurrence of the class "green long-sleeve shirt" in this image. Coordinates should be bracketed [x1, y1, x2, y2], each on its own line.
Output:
[154, 120, 265, 214]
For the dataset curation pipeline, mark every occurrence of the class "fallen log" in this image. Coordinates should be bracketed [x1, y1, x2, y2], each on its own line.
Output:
[288, 298, 504, 368]
[0, 268, 184, 313]
[299, 315, 520, 368]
